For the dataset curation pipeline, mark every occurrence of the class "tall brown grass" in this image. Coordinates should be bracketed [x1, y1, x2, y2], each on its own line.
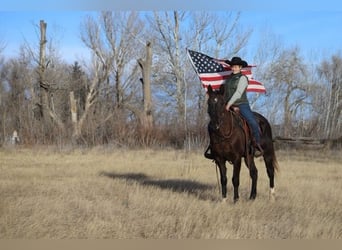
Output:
[0, 146, 341, 239]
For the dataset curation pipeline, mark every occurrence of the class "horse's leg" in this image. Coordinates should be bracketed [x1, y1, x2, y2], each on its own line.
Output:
[248, 159, 258, 200]
[263, 154, 276, 200]
[265, 158, 275, 188]
[232, 158, 241, 202]
[217, 159, 228, 200]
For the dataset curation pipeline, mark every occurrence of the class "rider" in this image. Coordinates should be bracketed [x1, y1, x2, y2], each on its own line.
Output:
[204, 56, 263, 159]
[224, 56, 263, 157]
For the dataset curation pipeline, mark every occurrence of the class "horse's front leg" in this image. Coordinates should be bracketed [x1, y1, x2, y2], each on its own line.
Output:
[216, 159, 227, 200]
[232, 158, 242, 202]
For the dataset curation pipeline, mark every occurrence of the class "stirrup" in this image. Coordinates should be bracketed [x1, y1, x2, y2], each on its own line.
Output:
[254, 144, 264, 158]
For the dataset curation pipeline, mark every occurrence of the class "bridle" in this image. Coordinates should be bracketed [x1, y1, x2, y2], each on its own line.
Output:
[208, 95, 235, 140]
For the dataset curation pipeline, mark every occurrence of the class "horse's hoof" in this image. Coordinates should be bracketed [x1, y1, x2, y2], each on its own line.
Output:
[221, 198, 228, 203]
[233, 198, 239, 203]
[249, 195, 256, 200]
[269, 188, 276, 202]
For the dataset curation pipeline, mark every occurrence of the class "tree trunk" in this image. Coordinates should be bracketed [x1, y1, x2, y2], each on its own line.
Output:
[37, 20, 64, 132]
[138, 41, 153, 131]
[69, 91, 81, 143]
[38, 20, 48, 122]
[283, 90, 291, 137]
[70, 74, 100, 144]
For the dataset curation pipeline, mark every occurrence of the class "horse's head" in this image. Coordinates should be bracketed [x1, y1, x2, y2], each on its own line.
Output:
[207, 84, 226, 128]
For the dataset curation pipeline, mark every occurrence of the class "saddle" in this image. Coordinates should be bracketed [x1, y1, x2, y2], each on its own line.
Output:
[230, 106, 263, 157]
[230, 107, 252, 142]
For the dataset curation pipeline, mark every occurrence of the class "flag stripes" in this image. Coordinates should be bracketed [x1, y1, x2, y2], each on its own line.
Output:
[187, 49, 266, 93]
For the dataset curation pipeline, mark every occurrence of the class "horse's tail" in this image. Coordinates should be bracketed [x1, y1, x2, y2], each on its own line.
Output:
[254, 111, 280, 173]
[266, 122, 280, 173]
[271, 147, 280, 173]
[267, 131, 280, 173]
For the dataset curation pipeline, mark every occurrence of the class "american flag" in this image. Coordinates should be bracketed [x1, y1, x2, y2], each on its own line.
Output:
[187, 49, 266, 93]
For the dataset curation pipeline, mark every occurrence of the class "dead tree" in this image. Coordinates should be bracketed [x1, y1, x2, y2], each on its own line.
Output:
[36, 20, 64, 131]
[70, 60, 102, 144]
[319, 55, 342, 139]
[137, 41, 153, 131]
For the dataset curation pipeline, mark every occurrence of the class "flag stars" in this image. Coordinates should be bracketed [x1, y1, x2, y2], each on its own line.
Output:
[187, 49, 266, 93]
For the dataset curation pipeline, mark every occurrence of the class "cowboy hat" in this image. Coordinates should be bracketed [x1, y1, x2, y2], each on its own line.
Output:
[225, 57, 248, 67]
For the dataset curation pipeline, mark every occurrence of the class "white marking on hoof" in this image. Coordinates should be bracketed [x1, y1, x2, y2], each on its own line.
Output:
[269, 187, 276, 202]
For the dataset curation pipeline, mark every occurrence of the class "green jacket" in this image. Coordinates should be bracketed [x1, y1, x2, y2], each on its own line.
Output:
[223, 73, 248, 106]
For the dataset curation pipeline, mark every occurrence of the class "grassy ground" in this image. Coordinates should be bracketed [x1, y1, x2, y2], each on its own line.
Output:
[0, 146, 341, 239]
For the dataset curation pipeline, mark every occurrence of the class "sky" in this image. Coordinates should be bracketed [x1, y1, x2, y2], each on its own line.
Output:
[240, 10, 342, 60]
[0, 1, 341, 64]
[0, 11, 93, 62]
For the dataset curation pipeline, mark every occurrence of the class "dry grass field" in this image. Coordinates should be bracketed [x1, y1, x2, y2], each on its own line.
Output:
[0, 146, 341, 239]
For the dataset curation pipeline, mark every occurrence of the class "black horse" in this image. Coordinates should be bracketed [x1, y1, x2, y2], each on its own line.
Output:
[206, 85, 279, 202]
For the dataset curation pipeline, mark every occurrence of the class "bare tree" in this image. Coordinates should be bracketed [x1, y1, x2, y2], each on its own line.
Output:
[148, 11, 187, 125]
[0, 44, 40, 144]
[265, 47, 309, 137]
[35, 20, 65, 131]
[250, 28, 283, 113]
[69, 57, 103, 143]
[79, 11, 144, 144]
[0, 59, 19, 144]
[318, 54, 342, 139]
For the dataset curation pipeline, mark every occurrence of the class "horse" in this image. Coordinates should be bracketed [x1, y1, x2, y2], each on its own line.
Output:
[206, 84, 279, 202]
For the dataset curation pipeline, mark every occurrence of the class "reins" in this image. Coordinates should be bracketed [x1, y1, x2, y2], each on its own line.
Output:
[210, 110, 235, 142]
[219, 110, 235, 139]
